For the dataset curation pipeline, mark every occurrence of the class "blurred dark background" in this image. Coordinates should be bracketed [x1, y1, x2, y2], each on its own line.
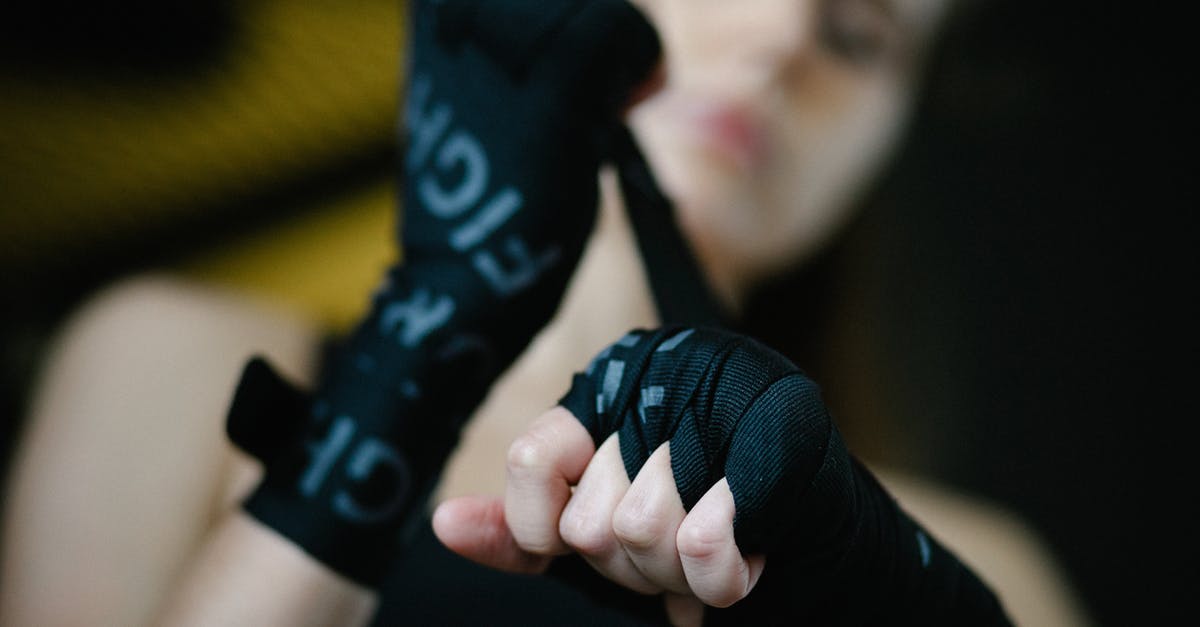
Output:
[1, 0, 403, 461]
[748, 2, 1194, 624]
[3, 1, 1194, 624]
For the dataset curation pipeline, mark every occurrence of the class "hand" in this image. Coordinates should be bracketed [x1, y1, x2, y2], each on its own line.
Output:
[433, 407, 764, 626]
[436, 327, 1011, 625]
[226, 1, 663, 586]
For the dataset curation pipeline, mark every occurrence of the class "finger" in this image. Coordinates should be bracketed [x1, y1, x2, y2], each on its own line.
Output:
[677, 478, 767, 608]
[505, 406, 594, 555]
[613, 441, 690, 593]
[559, 433, 660, 594]
[433, 495, 551, 574]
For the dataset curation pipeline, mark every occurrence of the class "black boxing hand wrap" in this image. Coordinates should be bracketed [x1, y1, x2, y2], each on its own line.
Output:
[226, 0, 661, 587]
[560, 328, 1011, 624]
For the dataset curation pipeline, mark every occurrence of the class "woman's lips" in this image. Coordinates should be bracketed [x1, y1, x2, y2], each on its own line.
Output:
[630, 90, 771, 200]
[684, 99, 769, 170]
[696, 102, 768, 165]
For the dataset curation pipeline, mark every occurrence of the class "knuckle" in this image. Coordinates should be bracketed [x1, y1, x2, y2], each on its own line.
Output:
[676, 518, 726, 562]
[504, 510, 558, 555]
[510, 528, 561, 556]
[506, 431, 551, 478]
[559, 507, 615, 557]
[612, 504, 664, 551]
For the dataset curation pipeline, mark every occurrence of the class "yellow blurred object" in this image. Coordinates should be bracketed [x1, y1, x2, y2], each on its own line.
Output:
[1, 0, 406, 329]
[179, 180, 397, 331]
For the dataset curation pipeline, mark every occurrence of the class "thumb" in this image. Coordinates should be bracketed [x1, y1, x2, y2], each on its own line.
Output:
[432, 495, 553, 575]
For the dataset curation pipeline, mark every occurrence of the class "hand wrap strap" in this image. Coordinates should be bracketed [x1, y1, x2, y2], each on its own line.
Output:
[610, 127, 727, 327]
[560, 327, 1011, 624]
[226, 0, 661, 586]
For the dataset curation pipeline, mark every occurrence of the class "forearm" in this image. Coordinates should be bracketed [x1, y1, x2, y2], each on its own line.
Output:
[154, 511, 377, 627]
[159, 3, 664, 622]
[706, 450, 1009, 625]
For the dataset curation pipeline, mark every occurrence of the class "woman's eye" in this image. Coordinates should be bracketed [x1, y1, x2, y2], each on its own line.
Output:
[819, 0, 898, 67]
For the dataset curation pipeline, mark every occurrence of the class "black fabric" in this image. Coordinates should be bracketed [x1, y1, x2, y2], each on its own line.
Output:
[225, 356, 312, 465]
[561, 327, 1012, 625]
[227, 0, 661, 586]
[609, 126, 726, 327]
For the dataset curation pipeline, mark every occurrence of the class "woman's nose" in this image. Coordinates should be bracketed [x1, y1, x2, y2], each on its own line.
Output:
[653, 0, 813, 91]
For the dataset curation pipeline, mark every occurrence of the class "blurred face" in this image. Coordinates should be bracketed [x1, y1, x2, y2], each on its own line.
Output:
[629, 0, 952, 306]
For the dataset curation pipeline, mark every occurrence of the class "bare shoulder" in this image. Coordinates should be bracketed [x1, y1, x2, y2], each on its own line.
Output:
[876, 468, 1093, 626]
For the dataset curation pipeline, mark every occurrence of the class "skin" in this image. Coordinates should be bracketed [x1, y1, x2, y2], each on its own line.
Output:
[631, 0, 951, 310]
[434, 0, 958, 623]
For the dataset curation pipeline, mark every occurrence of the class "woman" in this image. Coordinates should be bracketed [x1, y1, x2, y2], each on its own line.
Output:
[1, 1, 1085, 625]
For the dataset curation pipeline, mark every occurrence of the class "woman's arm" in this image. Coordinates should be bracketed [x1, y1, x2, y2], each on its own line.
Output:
[0, 277, 321, 627]
[155, 513, 376, 627]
